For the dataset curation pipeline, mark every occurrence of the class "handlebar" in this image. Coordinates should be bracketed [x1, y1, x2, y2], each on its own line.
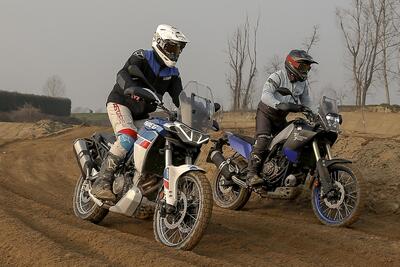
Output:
[156, 102, 177, 121]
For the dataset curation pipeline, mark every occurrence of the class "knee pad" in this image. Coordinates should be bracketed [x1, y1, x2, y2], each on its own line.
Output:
[117, 133, 136, 152]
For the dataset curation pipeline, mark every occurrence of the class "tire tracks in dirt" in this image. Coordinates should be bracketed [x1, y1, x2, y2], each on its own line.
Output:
[1, 126, 400, 266]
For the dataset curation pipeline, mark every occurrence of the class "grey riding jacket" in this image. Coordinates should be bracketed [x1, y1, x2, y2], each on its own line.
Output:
[260, 68, 315, 112]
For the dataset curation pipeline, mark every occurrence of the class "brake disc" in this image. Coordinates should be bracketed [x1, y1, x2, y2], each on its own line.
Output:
[323, 181, 345, 209]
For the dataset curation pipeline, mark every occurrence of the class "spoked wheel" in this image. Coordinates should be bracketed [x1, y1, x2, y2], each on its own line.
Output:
[311, 163, 364, 227]
[153, 171, 212, 250]
[212, 156, 251, 210]
[73, 175, 108, 224]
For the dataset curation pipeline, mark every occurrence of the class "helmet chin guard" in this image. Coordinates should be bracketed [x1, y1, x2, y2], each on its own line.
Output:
[152, 24, 189, 67]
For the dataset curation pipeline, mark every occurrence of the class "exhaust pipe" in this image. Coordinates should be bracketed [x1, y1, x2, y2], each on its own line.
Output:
[209, 150, 237, 180]
[73, 139, 93, 177]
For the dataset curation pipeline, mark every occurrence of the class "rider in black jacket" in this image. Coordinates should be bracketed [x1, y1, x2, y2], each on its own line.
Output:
[91, 24, 189, 202]
[107, 48, 184, 119]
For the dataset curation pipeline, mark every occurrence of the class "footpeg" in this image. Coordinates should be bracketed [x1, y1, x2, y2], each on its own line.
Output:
[232, 176, 248, 188]
[88, 190, 105, 207]
[220, 179, 235, 186]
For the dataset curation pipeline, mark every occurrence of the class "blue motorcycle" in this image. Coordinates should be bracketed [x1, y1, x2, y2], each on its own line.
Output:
[208, 89, 364, 227]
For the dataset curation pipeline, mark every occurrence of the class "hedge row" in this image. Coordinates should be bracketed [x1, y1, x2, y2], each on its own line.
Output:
[0, 90, 71, 116]
[339, 104, 400, 112]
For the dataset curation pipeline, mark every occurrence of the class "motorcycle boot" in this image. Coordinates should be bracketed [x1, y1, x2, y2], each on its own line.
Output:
[246, 134, 272, 186]
[91, 153, 122, 202]
[246, 153, 264, 186]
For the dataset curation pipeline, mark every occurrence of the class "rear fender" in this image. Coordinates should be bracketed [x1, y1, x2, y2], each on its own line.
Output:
[163, 165, 205, 206]
[226, 133, 252, 160]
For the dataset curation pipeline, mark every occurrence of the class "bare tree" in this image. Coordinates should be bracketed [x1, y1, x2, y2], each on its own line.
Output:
[302, 25, 320, 90]
[337, 0, 385, 107]
[265, 54, 283, 76]
[374, 0, 400, 105]
[42, 75, 66, 97]
[227, 15, 259, 111]
[302, 25, 321, 53]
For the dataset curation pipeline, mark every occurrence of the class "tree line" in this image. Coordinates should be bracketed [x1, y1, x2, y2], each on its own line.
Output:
[227, 0, 400, 111]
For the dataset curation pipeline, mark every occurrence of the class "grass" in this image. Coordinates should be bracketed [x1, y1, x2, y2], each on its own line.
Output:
[71, 113, 110, 126]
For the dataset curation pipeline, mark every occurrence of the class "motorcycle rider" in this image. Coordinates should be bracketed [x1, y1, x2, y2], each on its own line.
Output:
[246, 49, 318, 186]
[91, 24, 189, 202]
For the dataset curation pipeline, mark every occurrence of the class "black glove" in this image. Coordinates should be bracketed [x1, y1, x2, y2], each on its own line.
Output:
[276, 103, 304, 112]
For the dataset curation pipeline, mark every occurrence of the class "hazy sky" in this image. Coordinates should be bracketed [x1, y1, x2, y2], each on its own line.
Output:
[1, 0, 398, 111]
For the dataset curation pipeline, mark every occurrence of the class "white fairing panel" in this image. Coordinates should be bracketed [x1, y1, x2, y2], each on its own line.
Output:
[134, 143, 147, 173]
[269, 124, 295, 150]
[134, 131, 158, 173]
[163, 165, 205, 206]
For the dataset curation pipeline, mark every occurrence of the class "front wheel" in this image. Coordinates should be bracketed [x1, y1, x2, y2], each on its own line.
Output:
[153, 171, 212, 250]
[311, 163, 364, 227]
[73, 175, 108, 224]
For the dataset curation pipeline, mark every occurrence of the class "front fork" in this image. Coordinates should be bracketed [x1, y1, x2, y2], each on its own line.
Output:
[312, 141, 333, 161]
[161, 140, 202, 212]
[312, 140, 335, 194]
[163, 140, 174, 208]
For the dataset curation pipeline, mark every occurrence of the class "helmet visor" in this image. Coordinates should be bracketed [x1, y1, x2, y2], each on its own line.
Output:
[164, 40, 185, 53]
[297, 62, 311, 74]
[161, 40, 186, 61]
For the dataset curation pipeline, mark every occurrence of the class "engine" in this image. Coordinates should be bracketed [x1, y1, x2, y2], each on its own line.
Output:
[261, 156, 288, 184]
[112, 173, 134, 201]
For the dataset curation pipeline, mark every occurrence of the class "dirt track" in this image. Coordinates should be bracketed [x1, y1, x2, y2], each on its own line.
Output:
[1, 125, 400, 266]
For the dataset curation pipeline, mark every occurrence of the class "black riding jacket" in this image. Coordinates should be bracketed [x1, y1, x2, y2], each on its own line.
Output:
[107, 49, 183, 119]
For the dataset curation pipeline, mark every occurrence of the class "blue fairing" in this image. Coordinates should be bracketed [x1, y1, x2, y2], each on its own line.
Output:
[283, 147, 299, 163]
[144, 118, 168, 136]
[227, 133, 252, 160]
[138, 129, 158, 142]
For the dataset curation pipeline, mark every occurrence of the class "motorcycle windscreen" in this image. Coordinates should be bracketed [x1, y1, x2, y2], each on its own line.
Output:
[179, 81, 214, 132]
[319, 96, 339, 117]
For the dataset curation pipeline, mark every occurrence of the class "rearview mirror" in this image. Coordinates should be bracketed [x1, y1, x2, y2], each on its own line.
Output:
[214, 103, 221, 112]
[212, 120, 220, 132]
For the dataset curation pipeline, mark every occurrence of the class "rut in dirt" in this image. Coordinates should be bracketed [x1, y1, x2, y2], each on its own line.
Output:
[0, 126, 400, 266]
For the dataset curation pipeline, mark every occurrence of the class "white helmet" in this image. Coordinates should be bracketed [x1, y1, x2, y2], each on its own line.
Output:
[152, 24, 189, 68]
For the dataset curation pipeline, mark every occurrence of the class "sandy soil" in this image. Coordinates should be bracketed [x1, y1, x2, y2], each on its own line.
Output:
[1, 119, 400, 266]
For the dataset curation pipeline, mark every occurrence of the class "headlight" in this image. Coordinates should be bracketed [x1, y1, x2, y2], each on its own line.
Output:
[176, 123, 210, 145]
[325, 114, 340, 131]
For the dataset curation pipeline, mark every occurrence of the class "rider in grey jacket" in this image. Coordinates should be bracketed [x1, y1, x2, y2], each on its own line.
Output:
[247, 50, 318, 186]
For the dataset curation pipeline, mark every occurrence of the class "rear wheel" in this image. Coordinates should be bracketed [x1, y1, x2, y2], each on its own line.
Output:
[73, 175, 108, 224]
[212, 156, 251, 210]
[311, 163, 364, 227]
[153, 171, 212, 250]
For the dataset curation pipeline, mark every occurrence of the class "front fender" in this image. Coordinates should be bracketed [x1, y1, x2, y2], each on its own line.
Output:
[315, 158, 352, 192]
[163, 165, 205, 206]
[325, 158, 352, 168]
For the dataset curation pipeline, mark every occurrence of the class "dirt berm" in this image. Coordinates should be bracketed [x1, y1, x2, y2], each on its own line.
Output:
[0, 113, 400, 266]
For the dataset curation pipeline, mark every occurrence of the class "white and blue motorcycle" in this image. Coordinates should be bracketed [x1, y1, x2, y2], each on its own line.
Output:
[72, 83, 215, 250]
